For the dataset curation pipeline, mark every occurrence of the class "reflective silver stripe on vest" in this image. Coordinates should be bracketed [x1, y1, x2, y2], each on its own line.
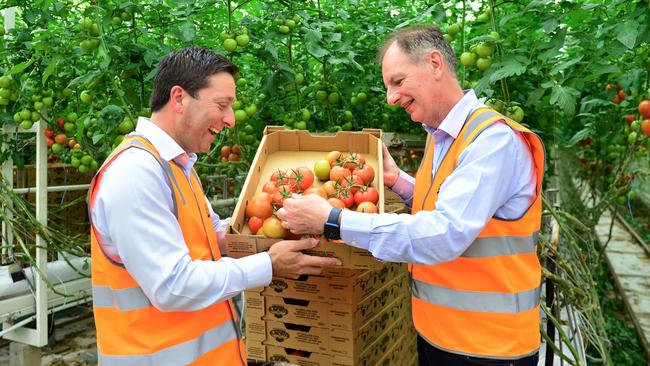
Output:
[93, 285, 152, 311]
[462, 108, 502, 145]
[461, 234, 536, 258]
[98, 320, 238, 366]
[412, 279, 540, 313]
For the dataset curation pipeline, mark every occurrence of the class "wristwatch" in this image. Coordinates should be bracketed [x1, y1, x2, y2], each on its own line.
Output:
[323, 208, 342, 240]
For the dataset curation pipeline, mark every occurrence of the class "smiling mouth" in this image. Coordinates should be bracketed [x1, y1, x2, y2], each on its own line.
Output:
[208, 127, 218, 135]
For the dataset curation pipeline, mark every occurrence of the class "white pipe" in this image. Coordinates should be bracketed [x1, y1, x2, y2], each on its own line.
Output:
[13, 184, 90, 195]
[0, 256, 90, 300]
[0, 294, 91, 339]
[0, 316, 33, 338]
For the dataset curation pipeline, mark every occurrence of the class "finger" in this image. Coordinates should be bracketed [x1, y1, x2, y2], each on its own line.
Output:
[287, 237, 319, 251]
[300, 254, 342, 267]
[281, 220, 290, 229]
[276, 207, 287, 220]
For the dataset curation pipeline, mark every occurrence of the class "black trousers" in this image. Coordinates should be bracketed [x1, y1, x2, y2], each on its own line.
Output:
[417, 335, 539, 366]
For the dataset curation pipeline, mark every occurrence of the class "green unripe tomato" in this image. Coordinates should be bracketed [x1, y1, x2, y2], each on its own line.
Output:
[446, 23, 461, 37]
[285, 19, 296, 29]
[300, 108, 311, 121]
[278, 25, 290, 34]
[223, 38, 237, 52]
[235, 34, 249, 47]
[20, 120, 33, 130]
[235, 109, 248, 123]
[476, 42, 494, 57]
[476, 57, 492, 71]
[460, 52, 477, 67]
[328, 92, 340, 104]
[80, 90, 93, 104]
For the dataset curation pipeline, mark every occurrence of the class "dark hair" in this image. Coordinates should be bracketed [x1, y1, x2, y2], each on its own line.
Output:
[377, 25, 457, 76]
[150, 47, 239, 112]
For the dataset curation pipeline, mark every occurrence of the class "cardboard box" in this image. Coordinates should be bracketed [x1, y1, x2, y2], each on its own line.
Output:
[264, 294, 407, 357]
[263, 262, 406, 304]
[263, 313, 408, 366]
[262, 274, 407, 330]
[227, 127, 385, 269]
[245, 341, 266, 361]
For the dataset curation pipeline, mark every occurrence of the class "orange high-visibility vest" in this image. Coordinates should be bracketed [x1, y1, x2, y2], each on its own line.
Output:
[411, 108, 545, 359]
[88, 135, 246, 366]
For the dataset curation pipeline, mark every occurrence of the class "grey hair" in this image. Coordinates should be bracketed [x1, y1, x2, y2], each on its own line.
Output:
[377, 25, 457, 77]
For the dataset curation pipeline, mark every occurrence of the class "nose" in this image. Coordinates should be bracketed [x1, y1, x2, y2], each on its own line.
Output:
[223, 107, 235, 128]
[386, 87, 399, 105]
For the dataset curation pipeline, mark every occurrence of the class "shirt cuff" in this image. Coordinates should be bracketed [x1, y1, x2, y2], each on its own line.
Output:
[238, 252, 273, 289]
[390, 169, 414, 202]
[340, 210, 374, 250]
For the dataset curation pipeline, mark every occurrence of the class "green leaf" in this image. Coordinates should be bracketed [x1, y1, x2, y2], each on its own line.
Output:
[542, 18, 559, 34]
[550, 85, 580, 116]
[567, 128, 592, 147]
[526, 88, 546, 107]
[42, 58, 57, 85]
[92, 133, 105, 145]
[306, 40, 328, 58]
[488, 58, 529, 83]
[550, 55, 583, 75]
[265, 41, 278, 60]
[7, 58, 34, 75]
[616, 20, 638, 49]
[68, 71, 102, 88]
[304, 28, 322, 43]
[178, 21, 196, 42]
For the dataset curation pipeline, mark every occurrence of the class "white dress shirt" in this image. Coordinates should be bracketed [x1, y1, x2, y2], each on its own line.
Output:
[340, 90, 537, 265]
[91, 117, 272, 312]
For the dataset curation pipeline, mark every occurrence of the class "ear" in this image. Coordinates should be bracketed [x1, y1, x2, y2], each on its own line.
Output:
[169, 85, 186, 114]
[427, 50, 445, 78]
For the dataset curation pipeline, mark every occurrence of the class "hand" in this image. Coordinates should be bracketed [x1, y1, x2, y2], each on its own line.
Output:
[276, 194, 331, 235]
[382, 143, 400, 188]
[268, 238, 342, 279]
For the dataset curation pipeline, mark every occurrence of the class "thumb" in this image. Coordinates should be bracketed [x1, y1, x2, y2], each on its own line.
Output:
[289, 237, 319, 251]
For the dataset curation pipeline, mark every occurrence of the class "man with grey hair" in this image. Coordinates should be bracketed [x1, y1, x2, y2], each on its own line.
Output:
[278, 25, 544, 365]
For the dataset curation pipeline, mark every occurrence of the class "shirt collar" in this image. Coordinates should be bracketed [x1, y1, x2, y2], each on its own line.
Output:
[424, 89, 484, 138]
[133, 117, 197, 169]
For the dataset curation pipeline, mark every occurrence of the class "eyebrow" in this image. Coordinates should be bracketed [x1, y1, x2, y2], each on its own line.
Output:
[212, 96, 234, 104]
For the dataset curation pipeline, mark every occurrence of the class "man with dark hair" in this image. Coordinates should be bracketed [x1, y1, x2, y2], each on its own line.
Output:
[88, 47, 340, 365]
[278, 25, 544, 366]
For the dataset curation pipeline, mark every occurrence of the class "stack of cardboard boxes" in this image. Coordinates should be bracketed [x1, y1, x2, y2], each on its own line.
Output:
[244, 262, 417, 365]
[226, 128, 417, 364]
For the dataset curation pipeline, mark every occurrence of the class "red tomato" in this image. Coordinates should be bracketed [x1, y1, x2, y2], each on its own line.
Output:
[354, 187, 379, 205]
[303, 187, 328, 199]
[339, 174, 364, 195]
[639, 100, 650, 119]
[617, 89, 626, 100]
[355, 164, 375, 185]
[289, 167, 315, 192]
[337, 190, 354, 208]
[326, 150, 342, 167]
[44, 128, 55, 138]
[340, 152, 365, 171]
[263, 217, 286, 239]
[322, 180, 339, 197]
[327, 197, 346, 209]
[356, 201, 378, 213]
[330, 165, 351, 183]
[270, 169, 290, 185]
[56, 117, 65, 129]
[262, 180, 278, 195]
[271, 184, 293, 208]
[245, 192, 273, 219]
[612, 95, 622, 104]
[46, 137, 54, 147]
[248, 216, 264, 235]
[642, 119, 650, 136]
[626, 114, 637, 125]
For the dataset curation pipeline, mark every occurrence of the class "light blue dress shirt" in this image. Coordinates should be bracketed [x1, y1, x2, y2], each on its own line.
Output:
[91, 117, 272, 312]
[340, 90, 537, 265]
